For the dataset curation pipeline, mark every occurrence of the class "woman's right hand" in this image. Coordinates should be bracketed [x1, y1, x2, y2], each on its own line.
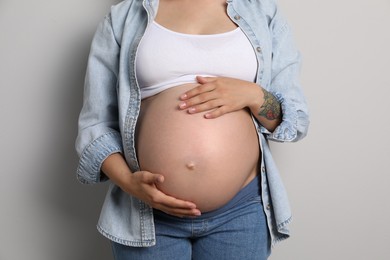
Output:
[102, 153, 200, 217]
[123, 171, 201, 218]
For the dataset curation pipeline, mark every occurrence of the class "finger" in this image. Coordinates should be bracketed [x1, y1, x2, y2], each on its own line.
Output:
[140, 172, 164, 184]
[179, 91, 220, 110]
[154, 196, 197, 207]
[204, 106, 230, 119]
[180, 83, 215, 101]
[187, 99, 224, 114]
[158, 206, 202, 218]
[196, 75, 217, 84]
[155, 192, 198, 210]
[150, 196, 201, 217]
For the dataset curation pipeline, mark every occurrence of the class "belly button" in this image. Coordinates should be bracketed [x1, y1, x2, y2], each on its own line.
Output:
[186, 162, 196, 170]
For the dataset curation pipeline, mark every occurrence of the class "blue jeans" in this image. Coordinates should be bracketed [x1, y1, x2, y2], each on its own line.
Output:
[111, 195, 271, 260]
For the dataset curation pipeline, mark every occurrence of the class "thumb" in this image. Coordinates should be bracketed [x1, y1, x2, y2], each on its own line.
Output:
[141, 172, 164, 184]
[152, 174, 164, 184]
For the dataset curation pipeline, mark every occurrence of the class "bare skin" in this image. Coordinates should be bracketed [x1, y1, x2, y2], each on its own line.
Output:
[156, 0, 282, 129]
[102, 153, 201, 217]
[154, 0, 238, 35]
[101, 0, 282, 218]
[136, 84, 259, 212]
[179, 76, 282, 131]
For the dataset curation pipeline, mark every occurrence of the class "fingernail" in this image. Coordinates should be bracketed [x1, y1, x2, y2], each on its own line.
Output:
[188, 107, 196, 113]
[204, 113, 211, 119]
[179, 102, 186, 109]
[180, 94, 187, 99]
[195, 211, 201, 216]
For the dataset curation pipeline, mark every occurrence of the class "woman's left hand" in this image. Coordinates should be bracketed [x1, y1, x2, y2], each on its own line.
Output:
[179, 76, 262, 119]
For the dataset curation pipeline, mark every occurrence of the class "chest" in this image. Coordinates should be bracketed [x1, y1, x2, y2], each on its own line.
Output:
[155, 0, 237, 35]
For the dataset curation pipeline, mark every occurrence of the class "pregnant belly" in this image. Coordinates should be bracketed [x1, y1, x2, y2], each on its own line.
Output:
[136, 84, 260, 212]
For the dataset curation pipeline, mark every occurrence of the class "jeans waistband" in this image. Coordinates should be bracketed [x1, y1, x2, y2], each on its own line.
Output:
[199, 175, 261, 219]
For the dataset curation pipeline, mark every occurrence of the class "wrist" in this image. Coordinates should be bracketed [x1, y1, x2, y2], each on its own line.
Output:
[247, 84, 264, 114]
[117, 171, 135, 194]
[101, 153, 133, 188]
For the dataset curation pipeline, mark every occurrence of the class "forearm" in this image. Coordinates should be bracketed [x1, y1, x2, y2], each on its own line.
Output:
[101, 153, 133, 189]
[248, 86, 282, 132]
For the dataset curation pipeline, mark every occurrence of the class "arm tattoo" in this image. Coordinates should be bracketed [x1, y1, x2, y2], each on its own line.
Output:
[258, 89, 281, 120]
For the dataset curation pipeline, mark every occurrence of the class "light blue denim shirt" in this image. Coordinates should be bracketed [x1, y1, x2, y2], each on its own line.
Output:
[76, 0, 309, 248]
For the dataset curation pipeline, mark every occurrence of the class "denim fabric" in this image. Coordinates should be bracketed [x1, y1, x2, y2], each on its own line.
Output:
[198, 175, 260, 219]
[111, 196, 270, 260]
[75, 0, 309, 248]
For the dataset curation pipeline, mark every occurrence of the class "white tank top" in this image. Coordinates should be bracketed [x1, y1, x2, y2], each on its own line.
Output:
[136, 21, 258, 99]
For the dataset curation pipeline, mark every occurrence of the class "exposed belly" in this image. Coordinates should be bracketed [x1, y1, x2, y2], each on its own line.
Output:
[136, 84, 260, 212]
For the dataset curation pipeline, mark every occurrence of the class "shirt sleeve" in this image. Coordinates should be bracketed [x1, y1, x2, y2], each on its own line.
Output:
[75, 14, 123, 184]
[260, 7, 310, 142]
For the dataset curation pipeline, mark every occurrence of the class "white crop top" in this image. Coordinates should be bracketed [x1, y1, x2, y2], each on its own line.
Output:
[136, 21, 258, 99]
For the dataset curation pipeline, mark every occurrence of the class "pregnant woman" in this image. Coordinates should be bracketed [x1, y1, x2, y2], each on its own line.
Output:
[75, 0, 309, 259]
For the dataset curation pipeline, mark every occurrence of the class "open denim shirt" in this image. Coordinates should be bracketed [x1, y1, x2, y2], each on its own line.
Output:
[75, 0, 309, 248]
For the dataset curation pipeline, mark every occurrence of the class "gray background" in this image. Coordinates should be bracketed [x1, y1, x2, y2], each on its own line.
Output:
[0, 0, 389, 259]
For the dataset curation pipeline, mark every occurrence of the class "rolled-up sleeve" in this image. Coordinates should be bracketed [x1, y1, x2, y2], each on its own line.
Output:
[260, 8, 310, 142]
[75, 14, 123, 184]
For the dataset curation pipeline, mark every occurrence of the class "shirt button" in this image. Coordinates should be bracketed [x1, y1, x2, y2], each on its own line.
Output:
[261, 166, 265, 173]
[266, 204, 271, 210]
[234, 15, 241, 20]
[256, 47, 262, 53]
